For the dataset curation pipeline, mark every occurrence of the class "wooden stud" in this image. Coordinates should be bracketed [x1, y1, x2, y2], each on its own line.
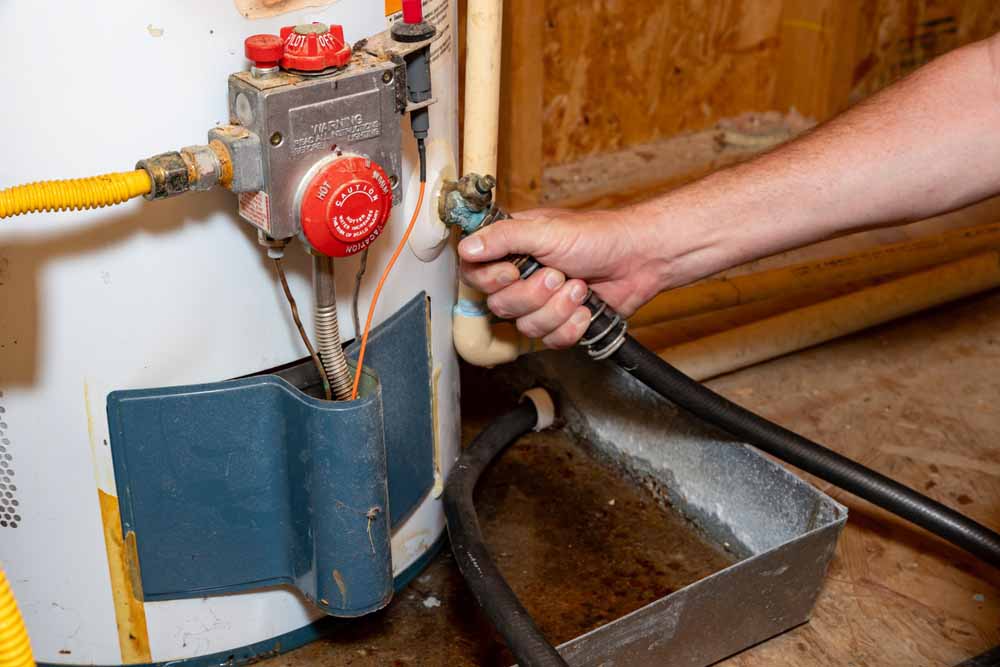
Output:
[497, 0, 544, 210]
[774, 0, 860, 121]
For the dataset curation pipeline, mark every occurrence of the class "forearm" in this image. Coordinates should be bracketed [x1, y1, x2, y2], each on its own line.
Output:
[644, 33, 1000, 287]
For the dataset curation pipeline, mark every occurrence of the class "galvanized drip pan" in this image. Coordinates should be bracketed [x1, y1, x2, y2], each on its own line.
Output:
[499, 350, 847, 667]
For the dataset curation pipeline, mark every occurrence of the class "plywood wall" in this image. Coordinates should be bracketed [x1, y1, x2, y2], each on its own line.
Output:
[489, 0, 1000, 208]
[544, 0, 785, 167]
[850, 0, 1000, 103]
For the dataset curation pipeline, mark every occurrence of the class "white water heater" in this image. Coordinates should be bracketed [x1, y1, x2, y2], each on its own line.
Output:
[0, 1, 460, 664]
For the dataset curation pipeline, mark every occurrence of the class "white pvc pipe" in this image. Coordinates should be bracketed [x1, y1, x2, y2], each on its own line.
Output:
[452, 0, 525, 367]
[462, 0, 503, 176]
[658, 252, 1000, 381]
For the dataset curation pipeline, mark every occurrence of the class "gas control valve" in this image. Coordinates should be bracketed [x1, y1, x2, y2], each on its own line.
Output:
[202, 20, 435, 257]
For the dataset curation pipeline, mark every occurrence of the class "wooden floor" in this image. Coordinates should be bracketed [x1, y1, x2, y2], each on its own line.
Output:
[713, 291, 1000, 666]
[264, 291, 1000, 666]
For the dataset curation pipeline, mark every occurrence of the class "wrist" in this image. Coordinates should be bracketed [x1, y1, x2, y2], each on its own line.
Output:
[634, 187, 737, 291]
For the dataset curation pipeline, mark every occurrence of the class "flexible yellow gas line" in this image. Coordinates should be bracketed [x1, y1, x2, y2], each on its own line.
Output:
[0, 171, 152, 219]
[0, 569, 34, 667]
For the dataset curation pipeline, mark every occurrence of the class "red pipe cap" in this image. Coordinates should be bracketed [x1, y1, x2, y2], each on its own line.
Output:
[279, 22, 352, 72]
[402, 0, 424, 24]
[244, 34, 284, 69]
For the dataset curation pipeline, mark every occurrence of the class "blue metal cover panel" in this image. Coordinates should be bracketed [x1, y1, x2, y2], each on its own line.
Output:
[345, 294, 436, 525]
[106, 293, 436, 618]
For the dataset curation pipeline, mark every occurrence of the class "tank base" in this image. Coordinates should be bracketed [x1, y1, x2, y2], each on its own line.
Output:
[37, 533, 446, 667]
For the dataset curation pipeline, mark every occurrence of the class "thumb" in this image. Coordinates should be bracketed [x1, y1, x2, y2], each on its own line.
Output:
[457, 218, 542, 263]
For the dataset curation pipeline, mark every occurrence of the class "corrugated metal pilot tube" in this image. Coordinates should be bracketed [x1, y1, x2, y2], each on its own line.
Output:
[312, 255, 354, 401]
[0, 171, 151, 219]
[0, 569, 34, 667]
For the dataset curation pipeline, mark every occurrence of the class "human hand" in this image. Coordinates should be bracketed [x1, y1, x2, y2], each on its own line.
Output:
[458, 207, 672, 349]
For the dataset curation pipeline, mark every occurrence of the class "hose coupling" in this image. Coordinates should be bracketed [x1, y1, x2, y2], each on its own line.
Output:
[181, 144, 226, 191]
[136, 152, 191, 200]
[444, 173, 625, 359]
[439, 173, 498, 234]
[136, 143, 230, 200]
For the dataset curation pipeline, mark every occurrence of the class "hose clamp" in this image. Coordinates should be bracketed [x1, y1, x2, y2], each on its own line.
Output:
[588, 324, 628, 361]
[578, 293, 628, 361]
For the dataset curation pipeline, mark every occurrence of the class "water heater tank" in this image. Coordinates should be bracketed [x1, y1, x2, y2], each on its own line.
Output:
[0, 1, 460, 664]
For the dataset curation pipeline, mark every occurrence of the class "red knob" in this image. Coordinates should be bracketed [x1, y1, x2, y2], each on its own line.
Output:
[279, 23, 352, 72]
[300, 155, 394, 257]
[402, 0, 424, 24]
[244, 34, 284, 69]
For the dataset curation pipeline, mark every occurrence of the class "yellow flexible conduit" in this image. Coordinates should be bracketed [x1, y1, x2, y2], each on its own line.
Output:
[0, 569, 33, 667]
[0, 170, 152, 219]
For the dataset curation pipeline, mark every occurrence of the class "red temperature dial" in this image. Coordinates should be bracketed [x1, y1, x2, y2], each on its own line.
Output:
[299, 155, 394, 257]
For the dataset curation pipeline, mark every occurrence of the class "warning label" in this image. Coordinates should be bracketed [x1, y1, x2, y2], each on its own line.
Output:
[238, 191, 271, 233]
[425, 0, 453, 64]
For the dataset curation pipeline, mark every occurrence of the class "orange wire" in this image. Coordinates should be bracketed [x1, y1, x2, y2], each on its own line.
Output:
[351, 181, 426, 400]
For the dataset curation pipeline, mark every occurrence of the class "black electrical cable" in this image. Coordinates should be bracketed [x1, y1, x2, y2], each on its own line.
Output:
[417, 137, 427, 182]
[443, 402, 571, 667]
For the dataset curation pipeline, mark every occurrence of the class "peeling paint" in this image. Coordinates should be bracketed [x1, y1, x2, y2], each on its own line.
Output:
[401, 530, 431, 558]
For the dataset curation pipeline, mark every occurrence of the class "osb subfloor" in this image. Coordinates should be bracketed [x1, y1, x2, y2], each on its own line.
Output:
[267, 291, 1000, 666]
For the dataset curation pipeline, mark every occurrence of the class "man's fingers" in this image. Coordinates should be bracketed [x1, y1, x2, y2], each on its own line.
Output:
[458, 219, 538, 263]
[460, 260, 519, 294]
[514, 279, 589, 339]
[542, 307, 592, 350]
[486, 268, 565, 319]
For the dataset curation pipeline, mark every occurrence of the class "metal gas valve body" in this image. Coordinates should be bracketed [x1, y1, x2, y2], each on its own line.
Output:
[212, 24, 434, 256]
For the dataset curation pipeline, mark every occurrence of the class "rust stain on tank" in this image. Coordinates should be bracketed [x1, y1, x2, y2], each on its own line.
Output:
[234, 0, 340, 20]
[332, 569, 348, 607]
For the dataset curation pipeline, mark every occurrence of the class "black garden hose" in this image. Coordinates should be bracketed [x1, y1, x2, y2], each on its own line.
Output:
[442, 401, 570, 667]
[508, 221, 1000, 567]
[574, 288, 1000, 566]
[610, 331, 1000, 564]
[442, 184, 1000, 665]
[444, 325, 1000, 667]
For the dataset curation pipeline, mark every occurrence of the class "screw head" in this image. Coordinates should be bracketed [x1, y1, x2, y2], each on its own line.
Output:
[382, 70, 394, 84]
[270, 132, 283, 147]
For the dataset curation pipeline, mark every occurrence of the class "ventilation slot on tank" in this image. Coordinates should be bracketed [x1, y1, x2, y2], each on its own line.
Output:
[0, 392, 21, 529]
